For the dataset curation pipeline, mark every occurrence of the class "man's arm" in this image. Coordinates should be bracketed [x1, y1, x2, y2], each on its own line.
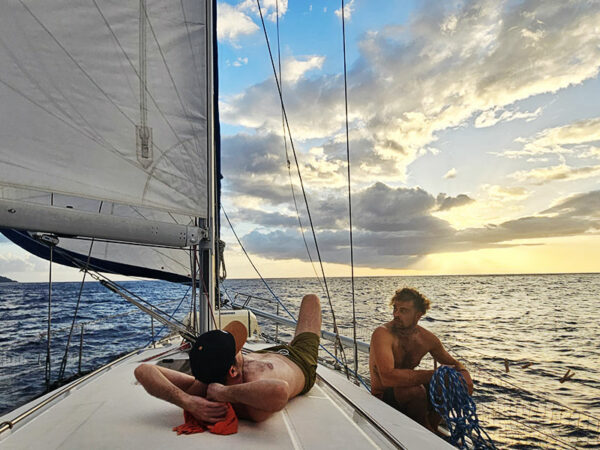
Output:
[134, 364, 228, 423]
[207, 379, 289, 422]
[428, 336, 473, 394]
[370, 327, 434, 388]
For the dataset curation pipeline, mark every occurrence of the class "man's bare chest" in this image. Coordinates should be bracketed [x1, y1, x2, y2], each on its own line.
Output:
[392, 336, 429, 369]
[243, 353, 299, 382]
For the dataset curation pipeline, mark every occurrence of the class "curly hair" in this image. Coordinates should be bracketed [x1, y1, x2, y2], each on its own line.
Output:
[389, 287, 431, 314]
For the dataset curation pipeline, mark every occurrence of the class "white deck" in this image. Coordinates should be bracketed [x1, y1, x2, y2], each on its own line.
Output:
[0, 340, 452, 449]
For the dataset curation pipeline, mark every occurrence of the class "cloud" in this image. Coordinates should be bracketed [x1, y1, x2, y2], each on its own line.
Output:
[484, 185, 529, 200]
[0, 252, 36, 273]
[502, 117, 600, 158]
[238, 0, 288, 22]
[542, 190, 600, 218]
[221, 0, 600, 182]
[236, 188, 600, 268]
[218, 1, 600, 271]
[510, 162, 600, 185]
[282, 56, 326, 84]
[443, 168, 457, 179]
[436, 193, 474, 211]
[217, 2, 259, 44]
[232, 57, 249, 67]
[335, 0, 355, 20]
[220, 132, 292, 204]
[474, 106, 542, 128]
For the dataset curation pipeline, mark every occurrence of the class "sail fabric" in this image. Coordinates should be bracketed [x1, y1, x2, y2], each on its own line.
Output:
[0, 0, 209, 217]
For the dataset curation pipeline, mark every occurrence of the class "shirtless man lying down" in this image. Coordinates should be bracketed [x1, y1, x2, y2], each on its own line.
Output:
[135, 294, 321, 423]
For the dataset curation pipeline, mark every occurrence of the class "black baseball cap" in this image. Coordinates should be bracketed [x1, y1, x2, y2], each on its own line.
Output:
[188, 321, 248, 384]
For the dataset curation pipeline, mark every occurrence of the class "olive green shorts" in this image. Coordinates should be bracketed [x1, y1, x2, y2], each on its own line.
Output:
[256, 332, 319, 395]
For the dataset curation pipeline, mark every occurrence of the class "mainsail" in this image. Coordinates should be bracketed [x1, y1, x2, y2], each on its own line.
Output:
[0, 0, 218, 283]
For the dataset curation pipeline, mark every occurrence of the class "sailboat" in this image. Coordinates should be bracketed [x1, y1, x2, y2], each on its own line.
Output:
[0, 1, 451, 448]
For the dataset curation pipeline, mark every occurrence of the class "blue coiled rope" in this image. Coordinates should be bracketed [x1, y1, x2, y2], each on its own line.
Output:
[429, 366, 497, 449]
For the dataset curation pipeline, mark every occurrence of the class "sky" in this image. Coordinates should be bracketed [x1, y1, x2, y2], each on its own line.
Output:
[1, 0, 600, 281]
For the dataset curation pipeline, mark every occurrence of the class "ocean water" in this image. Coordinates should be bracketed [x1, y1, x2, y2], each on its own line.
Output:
[1, 274, 599, 448]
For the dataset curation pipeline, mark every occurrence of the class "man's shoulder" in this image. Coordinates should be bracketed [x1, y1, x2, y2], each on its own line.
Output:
[416, 325, 441, 344]
[371, 324, 395, 342]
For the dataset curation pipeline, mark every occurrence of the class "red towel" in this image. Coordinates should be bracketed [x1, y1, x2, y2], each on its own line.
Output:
[172, 403, 238, 435]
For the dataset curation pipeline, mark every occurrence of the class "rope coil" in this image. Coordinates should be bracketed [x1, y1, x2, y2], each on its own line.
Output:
[429, 366, 497, 449]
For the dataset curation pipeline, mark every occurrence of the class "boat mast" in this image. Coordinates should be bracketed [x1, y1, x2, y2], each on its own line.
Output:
[198, 0, 219, 334]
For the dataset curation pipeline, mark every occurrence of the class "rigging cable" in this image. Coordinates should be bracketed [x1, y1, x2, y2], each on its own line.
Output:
[17, 231, 191, 331]
[255, 0, 350, 376]
[222, 207, 370, 389]
[145, 285, 192, 347]
[45, 243, 53, 390]
[222, 206, 296, 323]
[58, 201, 104, 381]
[340, 0, 359, 382]
[274, 0, 326, 299]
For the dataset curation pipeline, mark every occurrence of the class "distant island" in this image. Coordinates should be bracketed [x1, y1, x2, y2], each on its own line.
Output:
[0, 275, 17, 283]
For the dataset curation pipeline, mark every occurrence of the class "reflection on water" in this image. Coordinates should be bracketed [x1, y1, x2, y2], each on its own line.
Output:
[1, 274, 599, 448]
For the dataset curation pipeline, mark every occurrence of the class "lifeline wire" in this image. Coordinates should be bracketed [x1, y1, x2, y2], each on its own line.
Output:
[255, 0, 350, 375]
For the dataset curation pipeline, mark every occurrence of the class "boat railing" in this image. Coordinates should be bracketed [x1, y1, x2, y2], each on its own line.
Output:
[225, 291, 370, 354]
[33, 297, 183, 378]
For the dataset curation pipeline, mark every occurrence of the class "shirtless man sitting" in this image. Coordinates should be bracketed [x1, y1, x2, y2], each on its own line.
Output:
[369, 288, 473, 432]
[135, 294, 321, 423]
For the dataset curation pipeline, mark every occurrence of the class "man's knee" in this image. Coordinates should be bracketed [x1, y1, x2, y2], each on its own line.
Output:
[302, 293, 320, 305]
[134, 363, 152, 384]
[301, 294, 320, 315]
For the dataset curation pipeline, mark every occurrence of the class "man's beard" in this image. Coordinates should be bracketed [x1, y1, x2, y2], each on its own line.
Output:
[392, 318, 418, 335]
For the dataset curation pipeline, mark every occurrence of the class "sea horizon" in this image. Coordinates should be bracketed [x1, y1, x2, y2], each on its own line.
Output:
[3, 270, 600, 284]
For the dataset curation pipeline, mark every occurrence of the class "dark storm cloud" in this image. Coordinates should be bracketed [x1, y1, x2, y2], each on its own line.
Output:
[238, 187, 600, 268]
[436, 193, 475, 211]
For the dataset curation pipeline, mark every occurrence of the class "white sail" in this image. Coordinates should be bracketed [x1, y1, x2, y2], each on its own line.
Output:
[0, 0, 216, 282]
[0, 0, 209, 217]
